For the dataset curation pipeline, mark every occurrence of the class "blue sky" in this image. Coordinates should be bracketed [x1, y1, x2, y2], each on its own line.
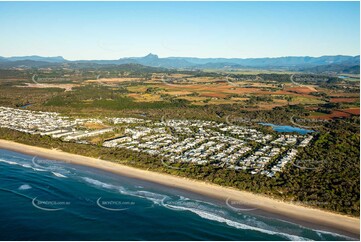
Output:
[0, 1, 359, 60]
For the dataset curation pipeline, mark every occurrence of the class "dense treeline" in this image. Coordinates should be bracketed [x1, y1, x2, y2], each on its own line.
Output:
[280, 117, 360, 215]
[43, 85, 189, 110]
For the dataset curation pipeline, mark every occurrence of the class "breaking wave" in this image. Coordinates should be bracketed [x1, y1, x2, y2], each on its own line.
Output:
[162, 200, 310, 241]
[18, 184, 32, 190]
[81, 177, 312, 240]
[52, 172, 67, 178]
[0, 158, 18, 165]
[81, 177, 168, 205]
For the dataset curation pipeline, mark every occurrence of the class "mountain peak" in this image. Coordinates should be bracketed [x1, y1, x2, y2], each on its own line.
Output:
[144, 53, 158, 59]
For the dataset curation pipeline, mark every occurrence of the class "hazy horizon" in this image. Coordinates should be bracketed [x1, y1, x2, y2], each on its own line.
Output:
[0, 1, 359, 60]
[1, 52, 360, 61]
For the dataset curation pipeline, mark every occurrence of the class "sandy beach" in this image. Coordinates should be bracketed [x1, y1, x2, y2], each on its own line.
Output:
[0, 139, 359, 238]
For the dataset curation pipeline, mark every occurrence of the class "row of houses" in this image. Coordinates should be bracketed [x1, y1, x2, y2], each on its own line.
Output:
[0, 106, 314, 177]
[0, 107, 112, 141]
[100, 118, 314, 176]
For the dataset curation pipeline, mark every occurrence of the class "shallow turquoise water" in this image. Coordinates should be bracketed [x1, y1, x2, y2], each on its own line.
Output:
[0, 149, 354, 240]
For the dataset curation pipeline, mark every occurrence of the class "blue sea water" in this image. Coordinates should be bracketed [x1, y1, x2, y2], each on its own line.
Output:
[258, 123, 314, 135]
[0, 149, 356, 241]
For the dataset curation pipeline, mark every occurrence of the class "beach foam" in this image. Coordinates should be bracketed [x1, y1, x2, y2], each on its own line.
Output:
[52, 172, 67, 178]
[0, 141, 358, 239]
[82, 177, 119, 189]
[18, 184, 32, 190]
[162, 201, 310, 241]
[82, 177, 168, 205]
[0, 158, 18, 165]
[0, 158, 47, 172]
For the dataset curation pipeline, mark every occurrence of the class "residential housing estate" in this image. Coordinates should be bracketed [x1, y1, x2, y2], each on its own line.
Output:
[0, 106, 314, 177]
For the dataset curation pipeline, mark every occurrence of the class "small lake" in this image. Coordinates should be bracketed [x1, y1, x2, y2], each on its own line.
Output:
[337, 75, 348, 79]
[259, 123, 314, 135]
[20, 104, 32, 108]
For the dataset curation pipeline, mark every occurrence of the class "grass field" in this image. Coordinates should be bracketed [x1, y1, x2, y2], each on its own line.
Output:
[0, 69, 359, 120]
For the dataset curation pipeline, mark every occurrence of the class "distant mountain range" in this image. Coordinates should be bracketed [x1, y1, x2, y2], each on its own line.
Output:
[0, 53, 359, 73]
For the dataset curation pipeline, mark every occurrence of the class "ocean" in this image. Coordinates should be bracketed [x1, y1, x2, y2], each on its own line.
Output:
[0, 149, 355, 241]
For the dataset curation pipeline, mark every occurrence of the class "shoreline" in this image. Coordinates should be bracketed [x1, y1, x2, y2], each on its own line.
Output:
[0, 139, 359, 238]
